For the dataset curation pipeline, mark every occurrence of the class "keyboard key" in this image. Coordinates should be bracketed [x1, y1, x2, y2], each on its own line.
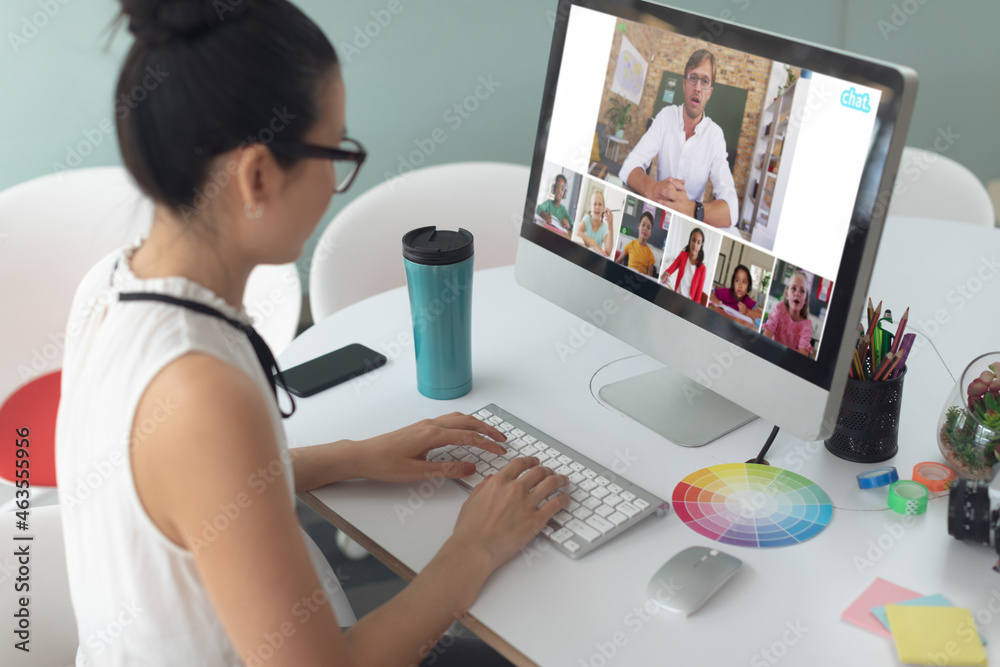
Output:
[541, 525, 554, 537]
[507, 439, 526, 451]
[586, 515, 614, 535]
[499, 421, 514, 432]
[520, 445, 538, 457]
[542, 459, 560, 470]
[582, 469, 598, 479]
[511, 428, 525, 438]
[552, 528, 574, 544]
[466, 472, 486, 486]
[563, 540, 580, 553]
[431, 454, 451, 463]
[488, 416, 503, 425]
[572, 507, 593, 521]
[608, 483, 623, 494]
[634, 498, 650, 510]
[608, 511, 628, 526]
[553, 510, 573, 526]
[475, 461, 491, 474]
[555, 465, 573, 476]
[568, 472, 585, 484]
[618, 501, 640, 518]
[461, 454, 478, 465]
[558, 455, 572, 465]
[594, 504, 614, 518]
[582, 497, 601, 510]
[621, 491, 636, 502]
[477, 409, 492, 418]
[579, 479, 597, 492]
[566, 499, 581, 512]
[535, 441, 548, 451]
[479, 451, 498, 463]
[566, 519, 601, 542]
[492, 457, 509, 471]
[546, 447, 561, 458]
[604, 494, 623, 507]
[521, 435, 537, 445]
[570, 489, 589, 503]
[452, 447, 469, 458]
[591, 486, 611, 500]
[473, 414, 485, 421]
[534, 450, 551, 462]
[570, 462, 586, 472]
[502, 448, 518, 460]
[595, 476, 610, 487]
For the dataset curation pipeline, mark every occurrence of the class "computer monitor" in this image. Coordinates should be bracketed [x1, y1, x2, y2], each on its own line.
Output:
[515, 0, 917, 445]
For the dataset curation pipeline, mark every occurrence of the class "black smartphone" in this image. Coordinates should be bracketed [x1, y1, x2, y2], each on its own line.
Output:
[279, 343, 387, 397]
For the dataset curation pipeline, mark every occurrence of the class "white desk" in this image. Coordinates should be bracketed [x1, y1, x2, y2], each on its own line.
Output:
[281, 216, 1000, 666]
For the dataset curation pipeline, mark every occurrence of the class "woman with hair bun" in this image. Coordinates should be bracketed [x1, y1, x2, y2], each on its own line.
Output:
[56, 2, 566, 665]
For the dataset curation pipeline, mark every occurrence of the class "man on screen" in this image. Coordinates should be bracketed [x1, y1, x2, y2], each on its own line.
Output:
[619, 49, 739, 231]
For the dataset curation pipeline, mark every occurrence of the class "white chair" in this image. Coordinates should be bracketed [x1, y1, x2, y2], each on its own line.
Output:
[888, 147, 995, 225]
[0, 167, 302, 512]
[309, 161, 530, 321]
[0, 506, 77, 666]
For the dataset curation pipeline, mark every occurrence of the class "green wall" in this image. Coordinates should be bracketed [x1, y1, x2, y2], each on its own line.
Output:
[2, 0, 996, 288]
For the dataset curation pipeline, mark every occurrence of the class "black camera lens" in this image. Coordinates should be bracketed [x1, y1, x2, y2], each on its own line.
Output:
[948, 479, 995, 547]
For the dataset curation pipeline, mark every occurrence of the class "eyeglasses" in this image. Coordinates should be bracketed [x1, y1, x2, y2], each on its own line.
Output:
[684, 73, 713, 90]
[269, 137, 367, 193]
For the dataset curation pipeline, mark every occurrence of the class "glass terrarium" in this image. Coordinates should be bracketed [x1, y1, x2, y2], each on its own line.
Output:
[938, 353, 1000, 481]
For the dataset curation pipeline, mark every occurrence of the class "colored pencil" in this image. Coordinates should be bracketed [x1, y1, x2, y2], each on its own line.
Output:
[885, 333, 915, 380]
[889, 307, 909, 355]
[872, 352, 895, 381]
[865, 301, 882, 340]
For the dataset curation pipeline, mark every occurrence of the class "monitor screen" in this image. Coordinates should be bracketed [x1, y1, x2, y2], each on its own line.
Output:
[517, 0, 915, 442]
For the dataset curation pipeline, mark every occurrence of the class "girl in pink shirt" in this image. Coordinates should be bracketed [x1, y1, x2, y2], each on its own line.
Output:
[763, 271, 813, 356]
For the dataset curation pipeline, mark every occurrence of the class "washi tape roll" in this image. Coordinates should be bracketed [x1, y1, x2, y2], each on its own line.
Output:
[912, 462, 954, 492]
[888, 480, 929, 516]
[857, 466, 899, 489]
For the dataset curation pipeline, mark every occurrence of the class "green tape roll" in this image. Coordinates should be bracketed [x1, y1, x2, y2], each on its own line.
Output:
[888, 480, 929, 515]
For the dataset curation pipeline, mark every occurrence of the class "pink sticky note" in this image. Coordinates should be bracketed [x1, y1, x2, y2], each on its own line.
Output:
[841, 578, 922, 638]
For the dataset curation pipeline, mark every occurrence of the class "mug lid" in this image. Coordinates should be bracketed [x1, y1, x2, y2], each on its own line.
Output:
[402, 226, 474, 265]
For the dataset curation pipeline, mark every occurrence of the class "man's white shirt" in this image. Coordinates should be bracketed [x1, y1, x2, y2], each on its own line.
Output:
[618, 104, 739, 229]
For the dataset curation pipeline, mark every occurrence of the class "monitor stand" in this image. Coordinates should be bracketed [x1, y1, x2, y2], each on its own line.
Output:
[598, 365, 757, 447]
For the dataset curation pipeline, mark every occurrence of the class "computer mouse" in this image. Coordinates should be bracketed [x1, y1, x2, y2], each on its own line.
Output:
[646, 546, 742, 616]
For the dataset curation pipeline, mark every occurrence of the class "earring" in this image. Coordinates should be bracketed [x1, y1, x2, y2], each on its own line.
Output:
[244, 202, 264, 219]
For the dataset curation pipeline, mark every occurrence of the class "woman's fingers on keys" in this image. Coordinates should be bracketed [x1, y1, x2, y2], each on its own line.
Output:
[498, 456, 538, 481]
[528, 474, 569, 503]
[516, 464, 554, 492]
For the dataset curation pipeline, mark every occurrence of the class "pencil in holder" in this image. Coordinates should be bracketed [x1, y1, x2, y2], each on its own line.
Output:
[825, 368, 906, 463]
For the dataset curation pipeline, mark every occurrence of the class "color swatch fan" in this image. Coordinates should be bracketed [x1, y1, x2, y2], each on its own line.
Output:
[673, 463, 833, 547]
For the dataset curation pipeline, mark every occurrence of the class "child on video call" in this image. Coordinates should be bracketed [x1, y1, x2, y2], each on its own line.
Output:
[536, 173, 572, 231]
[763, 270, 813, 356]
[710, 264, 758, 316]
[572, 190, 614, 257]
[616, 211, 656, 276]
[661, 227, 706, 301]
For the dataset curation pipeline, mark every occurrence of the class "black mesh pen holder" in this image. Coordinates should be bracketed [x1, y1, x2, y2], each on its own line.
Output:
[825, 368, 906, 463]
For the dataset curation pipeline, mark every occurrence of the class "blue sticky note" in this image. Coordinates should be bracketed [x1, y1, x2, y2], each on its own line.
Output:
[873, 595, 987, 645]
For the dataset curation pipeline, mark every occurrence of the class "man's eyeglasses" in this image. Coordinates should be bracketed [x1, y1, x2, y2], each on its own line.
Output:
[684, 73, 713, 90]
[269, 137, 367, 193]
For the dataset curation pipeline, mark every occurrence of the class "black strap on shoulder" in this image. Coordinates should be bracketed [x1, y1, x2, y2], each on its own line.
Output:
[118, 292, 296, 418]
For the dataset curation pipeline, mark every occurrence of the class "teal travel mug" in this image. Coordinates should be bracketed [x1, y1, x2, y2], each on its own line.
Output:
[402, 226, 474, 399]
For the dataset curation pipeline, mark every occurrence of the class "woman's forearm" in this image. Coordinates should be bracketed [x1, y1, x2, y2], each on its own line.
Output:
[290, 440, 366, 492]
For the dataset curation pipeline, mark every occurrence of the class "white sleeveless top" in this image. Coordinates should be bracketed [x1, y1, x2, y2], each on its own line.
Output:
[55, 243, 354, 667]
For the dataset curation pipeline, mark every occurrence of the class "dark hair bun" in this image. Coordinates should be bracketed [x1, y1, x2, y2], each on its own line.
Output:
[121, 0, 247, 44]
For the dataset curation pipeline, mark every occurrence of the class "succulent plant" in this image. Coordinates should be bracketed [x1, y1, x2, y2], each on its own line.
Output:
[942, 364, 1000, 472]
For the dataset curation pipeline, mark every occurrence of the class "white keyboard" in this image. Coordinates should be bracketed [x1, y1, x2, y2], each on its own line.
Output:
[428, 404, 669, 559]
